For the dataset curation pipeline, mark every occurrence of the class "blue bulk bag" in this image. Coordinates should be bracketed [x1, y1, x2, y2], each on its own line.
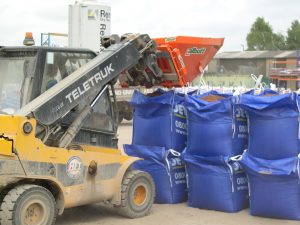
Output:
[131, 89, 187, 152]
[185, 90, 248, 157]
[182, 152, 249, 212]
[238, 92, 300, 159]
[123, 144, 187, 204]
[244, 88, 278, 96]
[240, 151, 300, 220]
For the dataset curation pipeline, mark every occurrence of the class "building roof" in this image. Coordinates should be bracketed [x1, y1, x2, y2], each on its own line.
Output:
[215, 50, 299, 59]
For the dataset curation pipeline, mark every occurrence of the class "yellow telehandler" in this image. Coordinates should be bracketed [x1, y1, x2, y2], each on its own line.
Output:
[0, 34, 159, 225]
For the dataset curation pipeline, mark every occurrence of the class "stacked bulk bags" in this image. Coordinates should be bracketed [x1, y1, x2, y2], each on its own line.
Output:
[238, 91, 300, 220]
[183, 91, 249, 212]
[125, 89, 188, 204]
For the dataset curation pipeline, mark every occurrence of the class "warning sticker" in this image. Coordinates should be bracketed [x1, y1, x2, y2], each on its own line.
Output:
[66, 156, 83, 179]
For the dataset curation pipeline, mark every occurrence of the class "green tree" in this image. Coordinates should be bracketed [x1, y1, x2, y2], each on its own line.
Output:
[246, 17, 286, 50]
[286, 20, 300, 50]
[273, 33, 286, 50]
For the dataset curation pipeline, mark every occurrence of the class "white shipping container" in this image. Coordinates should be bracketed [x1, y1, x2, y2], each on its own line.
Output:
[69, 0, 111, 52]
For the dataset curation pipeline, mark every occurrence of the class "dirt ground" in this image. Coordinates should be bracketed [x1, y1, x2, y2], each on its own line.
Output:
[56, 121, 299, 225]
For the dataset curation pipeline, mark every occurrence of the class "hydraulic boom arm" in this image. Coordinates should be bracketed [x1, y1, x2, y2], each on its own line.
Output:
[18, 34, 161, 126]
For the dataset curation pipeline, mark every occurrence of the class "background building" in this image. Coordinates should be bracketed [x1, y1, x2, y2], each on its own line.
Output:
[205, 50, 300, 90]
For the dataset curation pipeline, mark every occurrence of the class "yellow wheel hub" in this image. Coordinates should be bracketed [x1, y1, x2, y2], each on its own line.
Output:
[133, 185, 147, 206]
[23, 201, 46, 225]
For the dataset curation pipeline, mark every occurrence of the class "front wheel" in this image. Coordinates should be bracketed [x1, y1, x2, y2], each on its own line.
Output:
[117, 170, 155, 218]
[0, 184, 57, 225]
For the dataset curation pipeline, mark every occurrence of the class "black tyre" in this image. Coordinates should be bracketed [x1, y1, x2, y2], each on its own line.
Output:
[0, 190, 6, 210]
[124, 111, 133, 121]
[123, 103, 133, 121]
[118, 112, 124, 124]
[117, 170, 155, 218]
[0, 185, 57, 225]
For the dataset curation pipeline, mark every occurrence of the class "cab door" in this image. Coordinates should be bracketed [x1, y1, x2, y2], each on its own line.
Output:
[72, 85, 118, 148]
[40, 49, 118, 148]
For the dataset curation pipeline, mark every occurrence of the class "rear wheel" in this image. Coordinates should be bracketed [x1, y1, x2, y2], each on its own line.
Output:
[124, 111, 133, 121]
[118, 111, 124, 124]
[0, 185, 57, 225]
[117, 170, 155, 218]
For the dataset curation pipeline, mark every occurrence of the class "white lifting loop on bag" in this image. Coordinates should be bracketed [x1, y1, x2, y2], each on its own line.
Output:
[185, 164, 189, 189]
[232, 101, 236, 139]
[231, 151, 251, 195]
[168, 149, 181, 157]
[197, 68, 207, 93]
[165, 149, 181, 187]
[230, 154, 243, 162]
[227, 154, 244, 193]
[170, 91, 176, 134]
[226, 161, 235, 193]
[297, 154, 300, 181]
[246, 174, 251, 197]
[251, 74, 264, 93]
[232, 122, 236, 139]
[295, 94, 300, 140]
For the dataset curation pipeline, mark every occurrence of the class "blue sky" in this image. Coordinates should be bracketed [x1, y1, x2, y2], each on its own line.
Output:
[0, 0, 299, 51]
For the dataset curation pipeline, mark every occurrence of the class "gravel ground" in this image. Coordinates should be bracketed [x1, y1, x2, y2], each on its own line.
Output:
[56, 121, 299, 225]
